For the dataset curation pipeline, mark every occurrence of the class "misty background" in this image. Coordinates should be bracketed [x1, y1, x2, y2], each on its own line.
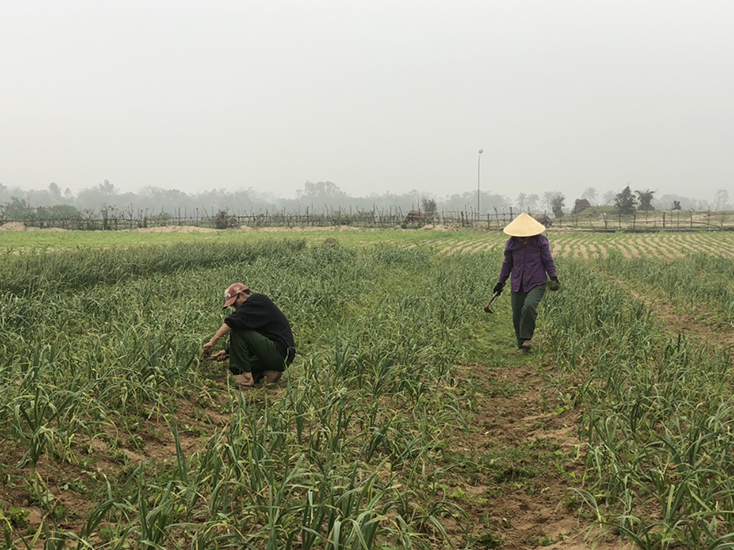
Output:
[1, 180, 730, 222]
[1, 1, 733, 214]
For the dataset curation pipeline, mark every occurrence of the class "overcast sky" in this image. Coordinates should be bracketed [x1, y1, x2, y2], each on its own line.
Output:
[1, 1, 732, 204]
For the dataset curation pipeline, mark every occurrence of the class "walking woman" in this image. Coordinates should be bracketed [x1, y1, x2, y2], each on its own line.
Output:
[493, 213, 559, 352]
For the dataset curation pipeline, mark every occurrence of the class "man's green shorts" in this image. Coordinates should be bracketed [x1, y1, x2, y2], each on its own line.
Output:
[229, 330, 288, 381]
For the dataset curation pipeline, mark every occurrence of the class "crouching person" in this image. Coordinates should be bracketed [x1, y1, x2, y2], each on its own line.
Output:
[203, 283, 296, 388]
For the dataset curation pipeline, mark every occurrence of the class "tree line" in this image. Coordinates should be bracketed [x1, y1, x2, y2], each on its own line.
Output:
[0, 180, 731, 223]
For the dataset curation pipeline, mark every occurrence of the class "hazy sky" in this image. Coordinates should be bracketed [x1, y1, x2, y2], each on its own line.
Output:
[1, 1, 732, 204]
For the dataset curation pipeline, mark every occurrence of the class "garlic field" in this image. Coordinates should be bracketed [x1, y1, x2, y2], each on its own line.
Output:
[0, 228, 732, 549]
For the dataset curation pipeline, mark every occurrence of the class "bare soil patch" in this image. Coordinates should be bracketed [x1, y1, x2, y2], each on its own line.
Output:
[0, 222, 34, 231]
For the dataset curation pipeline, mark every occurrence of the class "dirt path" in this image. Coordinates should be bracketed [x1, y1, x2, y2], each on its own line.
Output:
[448, 361, 628, 549]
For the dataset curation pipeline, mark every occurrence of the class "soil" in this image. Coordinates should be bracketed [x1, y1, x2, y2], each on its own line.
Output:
[0, 222, 45, 231]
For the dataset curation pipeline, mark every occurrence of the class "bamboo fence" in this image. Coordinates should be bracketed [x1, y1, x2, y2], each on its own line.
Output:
[1, 205, 733, 232]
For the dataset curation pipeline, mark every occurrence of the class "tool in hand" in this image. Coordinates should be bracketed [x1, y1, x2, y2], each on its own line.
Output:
[484, 292, 500, 313]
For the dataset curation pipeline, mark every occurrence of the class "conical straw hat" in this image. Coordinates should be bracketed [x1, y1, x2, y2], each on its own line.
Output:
[502, 212, 547, 237]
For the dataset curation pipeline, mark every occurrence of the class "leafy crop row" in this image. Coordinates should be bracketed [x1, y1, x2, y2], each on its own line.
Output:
[544, 254, 734, 547]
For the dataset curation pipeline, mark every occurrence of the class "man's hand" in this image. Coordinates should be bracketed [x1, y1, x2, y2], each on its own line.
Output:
[208, 350, 228, 362]
[204, 324, 232, 357]
[203, 340, 217, 357]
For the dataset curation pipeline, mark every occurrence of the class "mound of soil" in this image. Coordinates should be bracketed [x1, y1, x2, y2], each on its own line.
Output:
[0, 222, 32, 231]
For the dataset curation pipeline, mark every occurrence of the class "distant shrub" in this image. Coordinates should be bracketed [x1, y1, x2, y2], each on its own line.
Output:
[213, 209, 240, 229]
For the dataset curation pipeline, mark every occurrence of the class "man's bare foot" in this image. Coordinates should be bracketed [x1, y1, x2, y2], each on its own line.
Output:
[231, 373, 255, 388]
[262, 371, 283, 384]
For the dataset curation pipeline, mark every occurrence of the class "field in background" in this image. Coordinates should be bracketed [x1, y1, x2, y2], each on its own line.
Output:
[1, 227, 733, 549]
[3, 224, 734, 259]
[1, 206, 734, 232]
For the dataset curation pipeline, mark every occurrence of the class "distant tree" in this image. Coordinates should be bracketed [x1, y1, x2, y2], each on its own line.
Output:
[615, 186, 637, 215]
[34, 204, 82, 221]
[543, 191, 562, 212]
[5, 197, 35, 220]
[140, 186, 192, 209]
[421, 197, 437, 214]
[526, 194, 539, 212]
[581, 187, 597, 204]
[636, 189, 655, 211]
[602, 190, 616, 205]
[98, 179, 115, 194]
[713, 189, 730, 211]
[76, 179, 136, 211]
[48, 182, 62, 200]
[672, 200, 682, 210]
[213, 209, 240, 229]
[48, 204, 83, 219]
[658, 194, 692, 211]
[300, 181, 346, 201]
[551, 194, 565, 218]
[443, 191, 510, 213]
[515, 193, 528, 211]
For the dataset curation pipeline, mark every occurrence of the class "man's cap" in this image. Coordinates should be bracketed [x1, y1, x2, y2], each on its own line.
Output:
[502, 212, 547, 237]
[223, 283, 249, 309]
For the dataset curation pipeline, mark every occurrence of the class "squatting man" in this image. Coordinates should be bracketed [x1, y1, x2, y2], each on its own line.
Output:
[203, 283, 296, 388]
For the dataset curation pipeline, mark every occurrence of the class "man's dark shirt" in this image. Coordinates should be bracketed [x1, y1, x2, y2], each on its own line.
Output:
[224, 293, 295, 362]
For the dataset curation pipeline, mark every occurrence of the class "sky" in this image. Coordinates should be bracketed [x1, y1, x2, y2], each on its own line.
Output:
[1, 0, 733, 206]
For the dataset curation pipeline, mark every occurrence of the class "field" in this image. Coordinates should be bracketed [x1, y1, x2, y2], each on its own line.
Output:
[1, 226, 733, 549]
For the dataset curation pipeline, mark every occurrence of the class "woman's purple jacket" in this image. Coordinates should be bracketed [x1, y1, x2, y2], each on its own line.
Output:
[498, 234, 557, 293]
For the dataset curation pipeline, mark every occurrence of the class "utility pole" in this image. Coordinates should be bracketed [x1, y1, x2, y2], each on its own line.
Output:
[477, 149, 484, 220]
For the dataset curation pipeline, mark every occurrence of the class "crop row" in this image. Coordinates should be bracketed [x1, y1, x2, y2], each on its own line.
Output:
[544, 253, 734, 547]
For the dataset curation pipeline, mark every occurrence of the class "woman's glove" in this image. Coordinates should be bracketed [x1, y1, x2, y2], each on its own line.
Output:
[493, 282, 505, 295]
[548, 277, 560, 291]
